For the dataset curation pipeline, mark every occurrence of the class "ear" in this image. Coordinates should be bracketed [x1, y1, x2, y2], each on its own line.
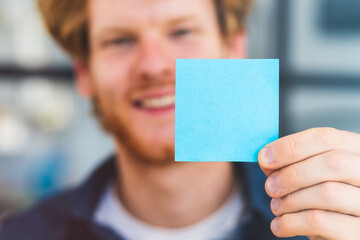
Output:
[73, 59, 94, 98]
[227, 31, 247, 59]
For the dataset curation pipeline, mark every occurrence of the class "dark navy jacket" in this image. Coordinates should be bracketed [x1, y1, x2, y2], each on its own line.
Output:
[0, 156, 307, 240]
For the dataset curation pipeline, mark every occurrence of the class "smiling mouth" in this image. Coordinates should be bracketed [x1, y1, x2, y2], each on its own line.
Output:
[133, 93, 175, 110]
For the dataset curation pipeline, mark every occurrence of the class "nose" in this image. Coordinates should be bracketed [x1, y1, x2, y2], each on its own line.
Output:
[134, 35, 175, 83]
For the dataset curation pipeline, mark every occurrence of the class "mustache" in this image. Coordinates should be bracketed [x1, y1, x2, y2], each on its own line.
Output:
[133, 80, 175, 90]
[129, 80, 175, 97]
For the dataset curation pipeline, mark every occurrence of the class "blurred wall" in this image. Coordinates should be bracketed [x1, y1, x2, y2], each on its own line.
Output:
[0, 0, 114, 216]
[279, 0, 360, 135]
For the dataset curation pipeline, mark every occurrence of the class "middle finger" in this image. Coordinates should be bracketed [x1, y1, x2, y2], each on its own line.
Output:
[265, 150, 360, 198]
[270, 181, 360, 217]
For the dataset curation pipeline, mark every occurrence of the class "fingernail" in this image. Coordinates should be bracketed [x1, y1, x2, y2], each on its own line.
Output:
[271, 198, 280, 212]
[266, 175, 279, 193]
[260, 146, 274, 165]
[271, 218, 279, 233]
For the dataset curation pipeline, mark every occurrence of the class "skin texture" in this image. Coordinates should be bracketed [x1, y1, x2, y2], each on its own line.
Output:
[75, 0, 246, 228]
[259, 127, 360, 239]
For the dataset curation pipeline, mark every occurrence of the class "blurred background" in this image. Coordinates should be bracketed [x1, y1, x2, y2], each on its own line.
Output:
[0, 0, 359, 218]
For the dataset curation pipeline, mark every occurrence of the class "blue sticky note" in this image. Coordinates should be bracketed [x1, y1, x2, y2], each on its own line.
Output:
[175, 59, 279, 162]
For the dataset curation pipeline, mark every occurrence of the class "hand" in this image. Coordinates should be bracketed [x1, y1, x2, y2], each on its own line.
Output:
[258, 127, 360, 240]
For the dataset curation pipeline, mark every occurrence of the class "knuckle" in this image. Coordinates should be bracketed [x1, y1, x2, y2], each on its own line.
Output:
[278, 214, 291, 232]
[287, 165, 302, 183]
[282, 193, 296, 209]
[324, 150, 347, 173]
[321, 181, 340, 203]
[316, 127, 338, 147]
[305, 210, 324, 228]
[285, 135, 300, 159]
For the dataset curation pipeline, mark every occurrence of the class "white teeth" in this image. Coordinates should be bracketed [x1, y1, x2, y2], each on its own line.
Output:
[140, 94, 175, 109]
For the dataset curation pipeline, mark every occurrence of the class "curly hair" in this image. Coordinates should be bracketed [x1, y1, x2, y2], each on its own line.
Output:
[37, 0, 252, 61]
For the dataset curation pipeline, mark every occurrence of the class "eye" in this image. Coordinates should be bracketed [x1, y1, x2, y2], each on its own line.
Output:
[170, 28, 192, 38]
[108, 37, 135, 47]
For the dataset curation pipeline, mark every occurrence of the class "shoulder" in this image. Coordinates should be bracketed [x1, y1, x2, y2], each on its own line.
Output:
[0, 188, 78, 240]
[0, 158, 116, 240]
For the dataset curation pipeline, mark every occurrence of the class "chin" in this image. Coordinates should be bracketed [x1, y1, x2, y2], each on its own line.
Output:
[136, 134, 175, 164]
[128, 141, 175, 165]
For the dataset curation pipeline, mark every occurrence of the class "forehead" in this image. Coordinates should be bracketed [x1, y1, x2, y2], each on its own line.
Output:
[88, 0, 216, 30]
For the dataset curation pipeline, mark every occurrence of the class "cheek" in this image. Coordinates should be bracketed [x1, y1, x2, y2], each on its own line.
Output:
[91, 56, 130, 97]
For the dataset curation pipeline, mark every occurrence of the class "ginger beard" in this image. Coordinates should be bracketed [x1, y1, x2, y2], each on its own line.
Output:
[90, 81, 175, 166]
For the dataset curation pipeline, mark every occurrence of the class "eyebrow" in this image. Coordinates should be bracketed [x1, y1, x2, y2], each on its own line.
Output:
[93, 28, 131, 40]
[166, 14, 201, 26]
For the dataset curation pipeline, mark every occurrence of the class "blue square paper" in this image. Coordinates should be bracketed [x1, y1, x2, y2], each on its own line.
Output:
[175, 59, 279, 162]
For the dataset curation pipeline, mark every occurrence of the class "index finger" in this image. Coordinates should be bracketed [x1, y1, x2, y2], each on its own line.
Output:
[258, 127, 360, 174]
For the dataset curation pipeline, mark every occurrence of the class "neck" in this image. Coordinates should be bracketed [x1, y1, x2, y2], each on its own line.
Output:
[114, 148, 236, 228]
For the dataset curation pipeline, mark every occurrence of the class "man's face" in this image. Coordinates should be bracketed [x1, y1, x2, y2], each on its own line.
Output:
[83, 0, 238, 164]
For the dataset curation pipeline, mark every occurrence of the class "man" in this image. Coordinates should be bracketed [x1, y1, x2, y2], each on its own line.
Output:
[1, 0, 360, 239]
